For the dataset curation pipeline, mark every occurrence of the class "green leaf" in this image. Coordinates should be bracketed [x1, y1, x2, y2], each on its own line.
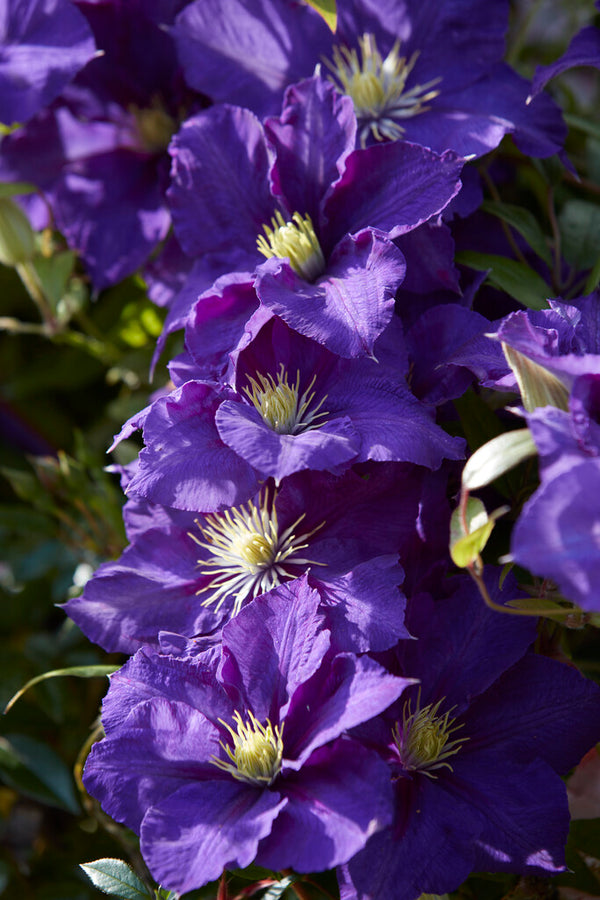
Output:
[4, 664, 118, 713]
[565, 112, 600, 142]
[450, 499, 507, 569]
[481, 200, 552, 266]
[305, 0, 336, 30]
[559, 199, 600, 271]
[455, 251, 550, 310]
[0, 734, 79, 813]
[80, 859, 151, 899]
[461, 428, 538, 491]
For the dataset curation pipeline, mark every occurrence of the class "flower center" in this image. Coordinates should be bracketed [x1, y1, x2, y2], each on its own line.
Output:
[188, 488, 325, 616]
[325, 34, 441, 146]
[257, 211, 326, 282]
[392, 693, 466, 778]
[130, 96, 176, 153]
[211, 710, 284, 786]
[243, 364, 329, 435]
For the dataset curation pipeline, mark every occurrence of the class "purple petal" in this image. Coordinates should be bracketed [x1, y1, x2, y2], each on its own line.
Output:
[168, 105, 272, 262]
[324, 141, 463, 246]
[172, 0, 331, 117]
[141, 779, 286, 893]
[256, 230, 404, 357]
[127, 381, 260, 511]
[219, 576, 331, 723]
[256, 740, 394, 872]
[0, 0, 95, 125]
[265, 75, 356, 226]
[530, 24, 600, 98]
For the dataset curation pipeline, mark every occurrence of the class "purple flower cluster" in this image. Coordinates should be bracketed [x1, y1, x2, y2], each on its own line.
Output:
[9, 1, 600, 897]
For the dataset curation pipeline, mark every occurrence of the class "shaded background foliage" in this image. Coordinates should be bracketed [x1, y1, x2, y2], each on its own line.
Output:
[1, 0, 600, 898]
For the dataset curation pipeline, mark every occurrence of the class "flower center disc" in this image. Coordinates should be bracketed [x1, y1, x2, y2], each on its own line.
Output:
[211, 710, 284, 786]
[257, 211, 326, 281]
[244, 364, 328, 435]
[392, 694, 466, 778]
[326, 33, 441, 145]
[188, 488, 325, 615]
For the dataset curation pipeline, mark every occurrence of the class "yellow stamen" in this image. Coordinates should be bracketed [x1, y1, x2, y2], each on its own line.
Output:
[325, 34, 441, 146]
[211, 710, 284, 786]
[243, 364, 328, 434]
[257, 211, 326, 281]
[188, 487, 325, 616]
[392, 692, 467, 778]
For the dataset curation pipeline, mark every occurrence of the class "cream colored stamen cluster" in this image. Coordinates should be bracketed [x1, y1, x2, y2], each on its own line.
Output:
[189, 488, 325, 616]
[211, 710, 284, 786]
[326, 34, 441, 146]
[392, 694, 467, 778]
[257, 211, 326, 282]
[244, 364, 328, 435]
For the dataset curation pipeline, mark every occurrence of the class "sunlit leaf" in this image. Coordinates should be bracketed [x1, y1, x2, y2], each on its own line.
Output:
[305, 0, 336, 30]
[80, 859, 151, 898]
[4, 665, 118, 714]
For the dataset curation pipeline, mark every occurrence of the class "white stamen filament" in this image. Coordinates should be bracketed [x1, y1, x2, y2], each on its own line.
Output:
[188, 488, 325, 616]
[325, 34, 441, 146]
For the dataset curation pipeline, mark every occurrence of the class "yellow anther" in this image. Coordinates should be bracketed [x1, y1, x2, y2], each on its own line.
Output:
[211, 710, 284, 786]
[243, 364, 328, 435]
[257, 211, 326, 282]
[188, 487, 325, 616]
[325, 34, 441, 146]
[392, 692, 467, 778]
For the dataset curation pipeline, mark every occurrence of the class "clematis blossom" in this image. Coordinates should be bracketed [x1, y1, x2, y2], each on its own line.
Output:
[338, 573, 600, 900]
[167, 75, 463, 357]
[83, 578, 414, 894]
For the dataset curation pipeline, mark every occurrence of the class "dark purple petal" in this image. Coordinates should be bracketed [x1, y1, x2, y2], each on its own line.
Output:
[168, 104, 273, 262]
[172, 0, 331, 117]
[318, 556, 410, 653]
[83, 697, 222, 832]
[219, 577, 331, 723]
[285, 654, 412, 766]
[511, 460, 600, 611]
[265, 75, 356, 227]
[141, 780, 286, 893]
[530, 24, 600, 98]
[323, 142, 463, 246]
[100, 649, 234, 736]
[256, 230, 404, 358]
[466, 653, 600, 773]
[127, 381, 260, 511]
[257, 740, 394, 872]
[0, 0, 95, 125]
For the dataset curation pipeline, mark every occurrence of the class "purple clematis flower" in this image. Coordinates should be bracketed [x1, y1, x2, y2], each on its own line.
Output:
[0, 0, 205, 289]
[124, 313, 465, 501]
[338, 572, 600, 900]
[529, 6, 600, 100]
[83, 578, 413, 894]
[63, 462, 451, 655]
[172, 0, 565, 157]
[0, 0, 96, 126]
[168, 74, 463, 357]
